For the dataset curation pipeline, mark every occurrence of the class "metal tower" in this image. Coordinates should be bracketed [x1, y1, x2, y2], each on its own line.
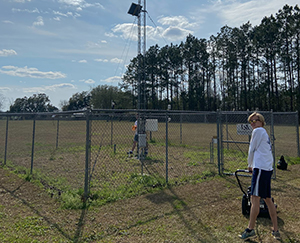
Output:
[128, 1, 146, 110]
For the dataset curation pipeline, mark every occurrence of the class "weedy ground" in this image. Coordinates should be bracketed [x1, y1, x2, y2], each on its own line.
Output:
[1, 163, 300, 243]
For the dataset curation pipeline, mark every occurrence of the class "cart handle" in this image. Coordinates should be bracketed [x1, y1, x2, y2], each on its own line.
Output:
[235, 169, 250, 173]
[235, 169, 251, 195]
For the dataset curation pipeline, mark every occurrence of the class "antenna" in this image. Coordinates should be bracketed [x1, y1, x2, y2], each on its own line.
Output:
[127, 1, 146, 110]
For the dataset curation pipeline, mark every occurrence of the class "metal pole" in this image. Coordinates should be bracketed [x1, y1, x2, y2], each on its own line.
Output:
[4, 116, 9, 165]
[143, 0, 146, 56]
[296, 111, 300, 157]
[84, 109, 91, 201]
[165, 111, 169, 184]
[144, 0, 147, 108]
[217, 110, 221, 175]
[226, 113, 229, 150]
[137, 113, 141, 163]
[137, 0, 141, 110]
[111, 115, 113, 146]
[220, 112, 224, 174]
[56, 119, 59, 149]
[270, 110, 276, 178]
[30, 116, 36, 174]
[180, 113, 182, 144]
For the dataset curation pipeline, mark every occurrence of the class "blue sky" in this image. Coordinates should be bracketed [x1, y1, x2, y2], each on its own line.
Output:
[0, 0, 299, 111]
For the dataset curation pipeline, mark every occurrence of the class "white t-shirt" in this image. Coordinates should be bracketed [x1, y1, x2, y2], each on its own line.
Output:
[134, 120, 138, 134]
[247, 127, 273, 171]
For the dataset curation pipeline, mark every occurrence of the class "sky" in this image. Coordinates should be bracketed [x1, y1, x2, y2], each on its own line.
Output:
[0, 0, 299, 111]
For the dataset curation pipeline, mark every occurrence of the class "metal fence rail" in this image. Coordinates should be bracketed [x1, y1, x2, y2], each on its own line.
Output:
[217, 111, 300, 177]
[0, 110, 298, 201]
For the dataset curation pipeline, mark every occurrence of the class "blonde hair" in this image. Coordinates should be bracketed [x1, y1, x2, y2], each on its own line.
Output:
[248, 112, 266, 126]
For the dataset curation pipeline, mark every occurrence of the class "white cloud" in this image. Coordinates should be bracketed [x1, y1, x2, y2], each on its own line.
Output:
[78, 59, 87, 63]
[103, 76, 121, 84]
[112, 16, 197, 42]
[47, 83, 76, 90]
[53, 10, 74, 17]
[85, 40, 109, 50]
[163, 26, 193, 40]
[208, 0, 299, 28]
[158, 16, 198, 30]
[0, 87, 11, 92]
[84, 79, 95, 84]
[2, 20, 14, 24]
[112, 23, 137, 40]
[58, 0, 105, 10]
[52, 10, 81, 19]
[58, 0, 85, 6]
[0, 49, 17, 57]
[12, 0, 32, 2]
[0, 66, 66, 79]
[22, 87, 46, 93]
[110, 58, 123, 64]
[23, 83, 76, 93]
[94, 59, 109, 62]
[105, 32, 117, 38]
[156, 16, 197, 40]
[33, 16, 44, 26]
[79, 79, 95, 84]
[12, 8, 39, 14]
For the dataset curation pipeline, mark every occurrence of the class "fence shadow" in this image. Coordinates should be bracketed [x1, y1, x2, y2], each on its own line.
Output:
[0, 168, 88, 243]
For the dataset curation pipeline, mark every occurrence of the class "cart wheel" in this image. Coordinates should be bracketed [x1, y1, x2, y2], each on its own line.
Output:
[242, 194, 250, 215]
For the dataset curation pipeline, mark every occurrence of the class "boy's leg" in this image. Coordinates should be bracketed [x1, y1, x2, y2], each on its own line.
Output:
[264, 198, 278, 232]
[128, 135, 137, 155]
[248, 195, 260, 229]
[131, 140, 137, 152]
[239, 195, 260, 240]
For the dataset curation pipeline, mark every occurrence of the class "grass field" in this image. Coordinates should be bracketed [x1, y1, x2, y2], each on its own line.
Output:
[0, 163, 300, 242]
[0, 115, 300, 242]
[0, 118, 299, 208]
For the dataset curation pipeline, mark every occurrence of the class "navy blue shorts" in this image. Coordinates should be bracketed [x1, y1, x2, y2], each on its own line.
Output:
[251, 168, 273, 199]
[134, 134, 138, 142]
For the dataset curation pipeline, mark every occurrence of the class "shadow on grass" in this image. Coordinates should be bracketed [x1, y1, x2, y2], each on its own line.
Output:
[0, 180, 87, 243]
[145, 187, 219, 243]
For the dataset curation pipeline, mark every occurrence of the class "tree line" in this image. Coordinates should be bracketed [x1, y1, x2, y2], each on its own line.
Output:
[8, 86, 134, 112]
[5, 4, 300, 112]
[121, 4, 300, 112]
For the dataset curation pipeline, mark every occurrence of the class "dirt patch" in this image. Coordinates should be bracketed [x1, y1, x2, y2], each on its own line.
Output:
[1, 165, 300, 242]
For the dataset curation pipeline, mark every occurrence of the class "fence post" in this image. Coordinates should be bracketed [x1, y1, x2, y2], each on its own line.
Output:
[111, 114, 113, 146]
[84, 108, 91, 201]
[56, 119, 59, 149]
[225, 113, 229, 150]
[4, 116, 9, 166]
[217, 110, 222, 175]
[165, 111, 169, 184]
[296, 111, 300, 157]
[30, 115, 36, 174]
[270, 110, 276, 179]
[180, 113, 182, 144]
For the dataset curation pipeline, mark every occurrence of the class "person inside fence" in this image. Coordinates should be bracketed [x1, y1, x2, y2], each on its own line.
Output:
[239, 112, 280, 240]
[127, 114, 148, 156]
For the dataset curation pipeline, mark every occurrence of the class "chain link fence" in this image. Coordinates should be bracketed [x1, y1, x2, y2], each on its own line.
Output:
[86, 110, 219, 201]
[0, 110, 298, 202]
[217, 111, 300, 177]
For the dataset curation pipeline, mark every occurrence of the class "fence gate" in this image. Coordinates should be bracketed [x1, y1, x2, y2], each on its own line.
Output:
[217, 111, 276, 177]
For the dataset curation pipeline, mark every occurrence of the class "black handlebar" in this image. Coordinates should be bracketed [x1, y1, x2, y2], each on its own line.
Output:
[235, 169, 251, 195]
[235, 169, 250, 174]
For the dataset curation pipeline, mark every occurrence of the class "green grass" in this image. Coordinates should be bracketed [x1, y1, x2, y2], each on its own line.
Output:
[284, 156, 300, 165]
[1, 119, 300, 242]
[1, 164, 300, 242]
